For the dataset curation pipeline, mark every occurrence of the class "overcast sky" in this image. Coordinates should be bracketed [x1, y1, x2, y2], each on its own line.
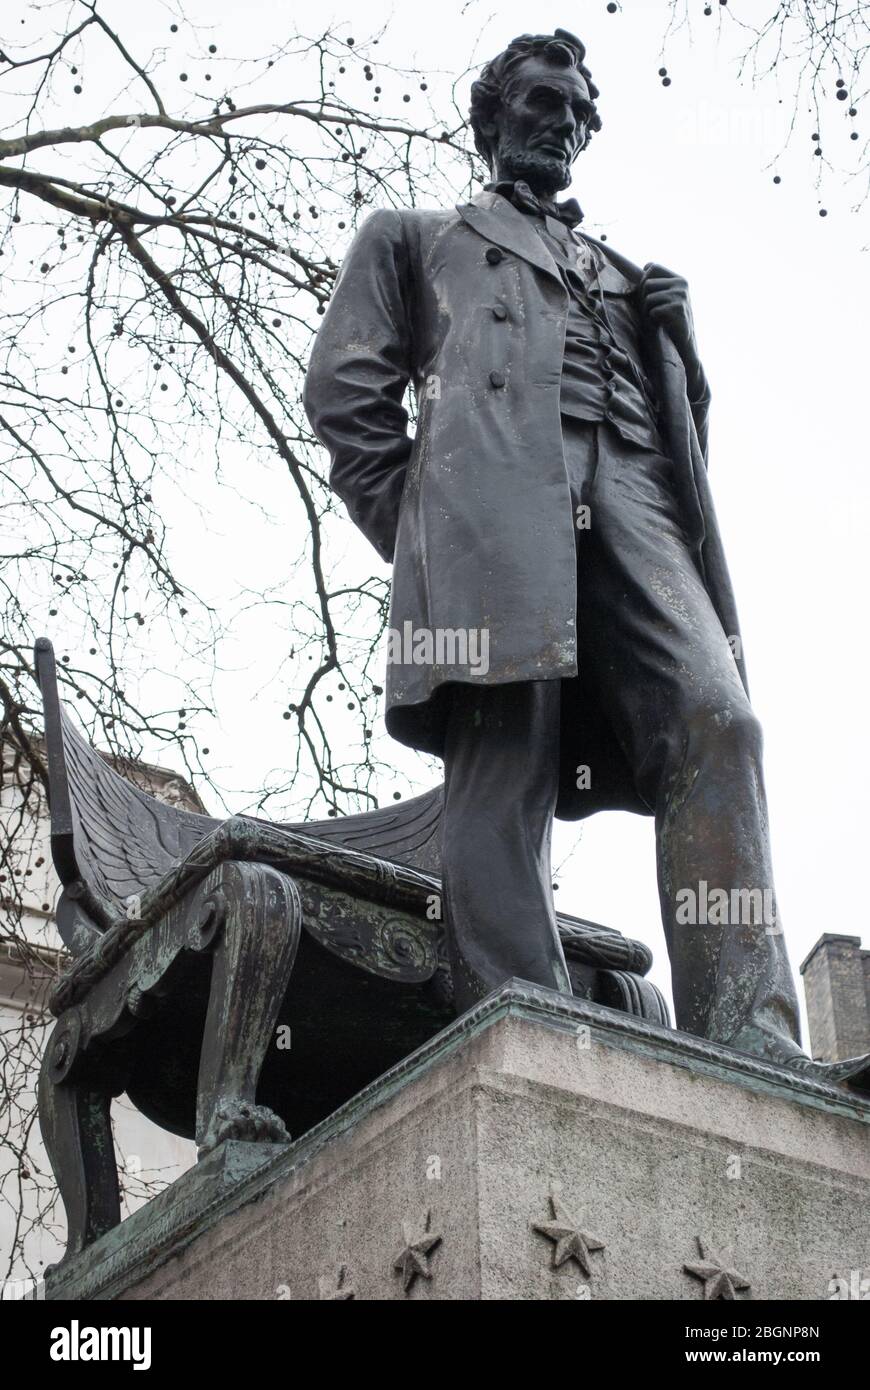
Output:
[13, 0, 869, 1035]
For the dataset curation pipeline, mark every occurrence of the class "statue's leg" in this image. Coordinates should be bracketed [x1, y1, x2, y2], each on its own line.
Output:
[38, 1013, 121, 1261]
[441, 680, 570, 1014]
[576, 422, 802, 1060]
[194, 862, 302, 1156]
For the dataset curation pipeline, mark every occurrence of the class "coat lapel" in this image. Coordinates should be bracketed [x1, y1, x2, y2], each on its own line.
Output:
[456, 192, 708, 547]
[457, 192, 644, 298]
[456, 199, 684, 375]
[583, 234, 708, 541]
[456, 190, 562, 285]
[583, 233, 686, 374]
[582, 232, 642, 286]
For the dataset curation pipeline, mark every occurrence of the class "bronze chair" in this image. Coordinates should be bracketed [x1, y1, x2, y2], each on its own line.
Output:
[33, 637, 668, 1264]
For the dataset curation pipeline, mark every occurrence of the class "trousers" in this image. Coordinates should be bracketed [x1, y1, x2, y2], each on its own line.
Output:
[440, 418, 802, 1062]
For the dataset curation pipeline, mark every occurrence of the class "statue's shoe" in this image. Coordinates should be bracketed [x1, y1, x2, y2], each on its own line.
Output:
[779, 1052, 870, 1096]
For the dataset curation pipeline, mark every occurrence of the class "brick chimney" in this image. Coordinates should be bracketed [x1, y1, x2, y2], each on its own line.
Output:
[800, 934, 870, 1062]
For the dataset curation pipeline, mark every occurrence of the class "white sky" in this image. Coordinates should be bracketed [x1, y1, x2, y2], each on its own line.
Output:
[9, 0, 870, 1036]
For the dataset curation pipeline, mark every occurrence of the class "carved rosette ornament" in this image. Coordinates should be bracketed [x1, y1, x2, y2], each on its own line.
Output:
[46, 1011, 83, 1086]
[187, 891, 227, 952]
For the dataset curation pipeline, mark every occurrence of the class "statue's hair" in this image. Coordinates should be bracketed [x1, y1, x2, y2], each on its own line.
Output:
[469, 29, 602, 170]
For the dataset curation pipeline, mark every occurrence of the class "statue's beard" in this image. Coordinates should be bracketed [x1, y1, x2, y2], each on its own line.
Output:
[494, 138, 572, 197]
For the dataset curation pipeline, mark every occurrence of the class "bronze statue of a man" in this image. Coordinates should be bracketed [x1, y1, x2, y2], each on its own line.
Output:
[305, 29, 868, 1089]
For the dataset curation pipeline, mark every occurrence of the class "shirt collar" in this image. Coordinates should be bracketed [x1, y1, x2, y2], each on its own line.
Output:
[486, 178, 584, 228]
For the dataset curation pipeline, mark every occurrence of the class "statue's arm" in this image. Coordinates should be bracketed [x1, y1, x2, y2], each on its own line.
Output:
[303, 208, 414, 563]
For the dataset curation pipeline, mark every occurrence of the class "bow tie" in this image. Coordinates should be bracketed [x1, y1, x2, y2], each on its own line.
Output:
[489, 179, 584, 228]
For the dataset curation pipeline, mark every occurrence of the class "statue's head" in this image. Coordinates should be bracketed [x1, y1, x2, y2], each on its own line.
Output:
[469, 29, 601, 197]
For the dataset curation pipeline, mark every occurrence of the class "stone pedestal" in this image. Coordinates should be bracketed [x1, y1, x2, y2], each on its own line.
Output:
[46, 983, 870, 1301]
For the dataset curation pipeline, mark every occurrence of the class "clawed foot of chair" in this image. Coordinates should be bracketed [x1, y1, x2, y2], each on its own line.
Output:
[198, 1100, 290, 1158]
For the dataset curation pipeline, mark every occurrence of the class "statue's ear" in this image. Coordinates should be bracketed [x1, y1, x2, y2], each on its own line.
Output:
[476, 96, 502, 148]
[478, 114, 499, 149]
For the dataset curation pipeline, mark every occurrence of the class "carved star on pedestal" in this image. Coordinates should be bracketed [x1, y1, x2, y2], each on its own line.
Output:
[317, 1264, 355, 1300]
[392, 1210, 442, 1292]
[684, 1237, 751, 1300]
[532, 1193, 605, 1276]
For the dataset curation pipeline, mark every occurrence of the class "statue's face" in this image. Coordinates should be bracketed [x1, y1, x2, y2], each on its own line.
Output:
[488, 55, 593, 196]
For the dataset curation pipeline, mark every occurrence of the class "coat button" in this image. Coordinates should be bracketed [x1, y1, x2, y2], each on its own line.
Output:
[485, 247, 503, 265]
[489, 370, 506, 389]
[492, 305, 508, 321]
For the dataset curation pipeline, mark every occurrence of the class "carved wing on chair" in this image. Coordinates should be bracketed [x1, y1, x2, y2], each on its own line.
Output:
[33, 637, 443, 938]
[34, 637, 659, 1019]
[35, 638, 219, 928]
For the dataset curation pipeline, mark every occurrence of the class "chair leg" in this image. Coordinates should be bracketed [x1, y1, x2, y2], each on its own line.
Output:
[193, 861, 301, 1156]
[38, 1014, 120, 1262]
